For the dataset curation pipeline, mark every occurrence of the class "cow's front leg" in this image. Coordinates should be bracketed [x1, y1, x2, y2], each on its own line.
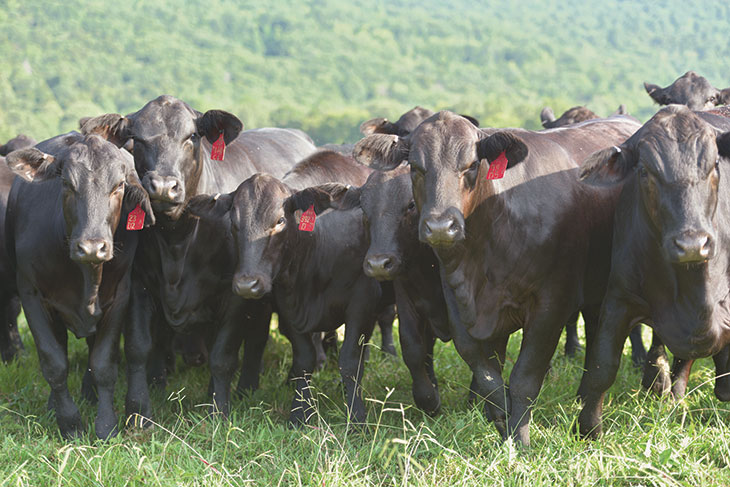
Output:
[578, 297, 634, 439]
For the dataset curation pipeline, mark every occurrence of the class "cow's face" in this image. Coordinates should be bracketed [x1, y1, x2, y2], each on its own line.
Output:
[644, 71, 730, 111]
[353, 111, 524, 250]
[80, 96, 242, 221]
[6, 135, 153, 264]
[582, 105, 730, 265]
[187, 174, 290, 299]
[359, 165, 419, 280]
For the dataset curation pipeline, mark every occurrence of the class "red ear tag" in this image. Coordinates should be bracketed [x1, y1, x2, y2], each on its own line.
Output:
[211, 132, 226, 161]
[298, 205, 316, 232]
[126, 205, 145, 230]
[486, 151, 508, 180]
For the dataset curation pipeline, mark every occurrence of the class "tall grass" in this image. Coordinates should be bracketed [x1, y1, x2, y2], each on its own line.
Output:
[1, 313, 728, 486]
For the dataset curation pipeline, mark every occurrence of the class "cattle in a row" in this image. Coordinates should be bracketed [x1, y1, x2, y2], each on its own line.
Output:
[2, 71, 730, 444]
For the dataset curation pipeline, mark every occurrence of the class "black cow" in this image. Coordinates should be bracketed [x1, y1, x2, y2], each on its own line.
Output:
[360, 106, 479, 136]
[0, 135, 37, 156]
[0, 135, 36, 362]
[644, 71, 730, 111]
[281, 150, 397, 358]
[577, 105, 730, 439]
[0, 158, 23, 363]
[5, 132, 154, 439]
[82, 96, 317, 415]
[309, 164, 458, 414]
[187, 154, 384, 426]
[540, 105, 628, 129]
[353, 111, 641, 445]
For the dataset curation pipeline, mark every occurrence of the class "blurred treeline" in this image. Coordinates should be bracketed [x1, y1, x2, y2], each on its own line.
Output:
[1, 0, 729, 144]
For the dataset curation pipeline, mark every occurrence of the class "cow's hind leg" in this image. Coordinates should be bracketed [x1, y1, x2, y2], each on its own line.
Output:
[564, 311, 581, 357]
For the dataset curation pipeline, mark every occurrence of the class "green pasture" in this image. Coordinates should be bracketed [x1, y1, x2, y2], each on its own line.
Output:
[1, 314, 728, 486]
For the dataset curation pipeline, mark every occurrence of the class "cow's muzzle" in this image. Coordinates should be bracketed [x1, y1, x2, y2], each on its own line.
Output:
[364, 253, 402, 281]
[72, 239, 112, 264]
[667, 231, 715, 264]
[233, 275, 268, 299]
[420, 210, 465, 248]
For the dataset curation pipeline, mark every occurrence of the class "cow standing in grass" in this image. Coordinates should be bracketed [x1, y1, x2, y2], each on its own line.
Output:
[353, 111, 641, 445]
[5, 133, 154, 439]
[578, 105, 730, 438]
[187, 152, 386, 426]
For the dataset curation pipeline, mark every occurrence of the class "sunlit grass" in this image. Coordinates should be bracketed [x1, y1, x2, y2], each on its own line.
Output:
[1, 314, 728, 486]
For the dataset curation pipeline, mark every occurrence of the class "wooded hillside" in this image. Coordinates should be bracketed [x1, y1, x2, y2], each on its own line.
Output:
[1, 0, 729, 144]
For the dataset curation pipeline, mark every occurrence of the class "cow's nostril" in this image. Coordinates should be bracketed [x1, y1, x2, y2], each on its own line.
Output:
[383, 258, 393, 270]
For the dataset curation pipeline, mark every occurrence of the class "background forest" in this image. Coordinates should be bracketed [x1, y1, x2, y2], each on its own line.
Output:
[1, 0, 729, 145]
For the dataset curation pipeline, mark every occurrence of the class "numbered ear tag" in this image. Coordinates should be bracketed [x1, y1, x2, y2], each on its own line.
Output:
[211, 132, 226, 161]
[486, 151, 508, 180]
[298, 205, 316, 232]
[126, 205, 145, 230]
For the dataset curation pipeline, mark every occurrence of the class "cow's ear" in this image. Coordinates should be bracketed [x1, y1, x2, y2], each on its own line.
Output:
[614, 104, 628, 115]
[6, 148, 58, 182]
[360, 117, 394, 135]
[80, 114, 131, 148]
[353, 134, 409, 170]
[644, 82, 668, 105]
[196, 110, 243, 145]
[718, 88, 730, 106]
[476, 131, 528, 170]
[124, 168, 156, 227]
[540, 107, 556, 127]
[285, 183, 356, 215]
[717, 132, 730, 160]
[460, 114, 480, 128]
[186, 193, 234, 220]
[580, 145, 636, 186]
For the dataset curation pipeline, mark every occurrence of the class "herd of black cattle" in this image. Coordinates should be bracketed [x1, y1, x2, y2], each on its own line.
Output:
[1, 70, 730, 446]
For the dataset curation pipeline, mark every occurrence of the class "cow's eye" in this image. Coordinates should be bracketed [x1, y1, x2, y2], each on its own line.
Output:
[406, 200, 416, 212]
[274, 217, 286, 229]
[112, 181, 125, 194]
[187, 133, 197, 144]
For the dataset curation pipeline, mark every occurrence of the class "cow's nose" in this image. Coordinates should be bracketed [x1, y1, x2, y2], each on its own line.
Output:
[74, 239, 112, 263]
[364, 254, 400, 280]
[233, 276, 265, 299]
[148, 176, 184, 203]
[422, 215, 464, 246]
[672, 232, 714, 263]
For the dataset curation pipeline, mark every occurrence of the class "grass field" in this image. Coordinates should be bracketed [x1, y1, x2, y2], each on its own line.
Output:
[1, 314, 729, 487]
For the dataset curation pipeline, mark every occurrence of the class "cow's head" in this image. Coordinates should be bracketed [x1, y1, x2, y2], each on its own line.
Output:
[354, 111, 526, 249]
[187, 174, 350, 299]
[581, 105, 730, 264]
[0, 134, 36, 156]
[540, 106, 598, 129]
[6, 134, 153, 264]
[360, 106, 479, 136]
[284, 164, 419, 281]
[644, 71, 730, 111]
[81, 95, 243, 220]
